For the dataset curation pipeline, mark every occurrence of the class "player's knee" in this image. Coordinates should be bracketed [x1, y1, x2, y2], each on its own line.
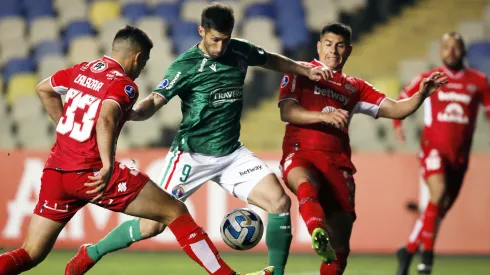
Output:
[140, 219, 166, 238]
[269, 192, 291, 213]
[160, 197, 189, 225]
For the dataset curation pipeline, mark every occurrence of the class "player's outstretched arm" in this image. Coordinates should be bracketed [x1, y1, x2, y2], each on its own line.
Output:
[36, 77, 63, 124]
[378, 72, 448, 120]
[261, 53, 332, 81]
[130, 93, 167, 121]
[280, 99, 348, 129]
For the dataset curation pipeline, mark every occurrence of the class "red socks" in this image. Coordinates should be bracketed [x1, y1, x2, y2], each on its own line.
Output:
[320, 253, 347, 275]
[406, 202, 439, 253]
[0, 248, 34, 274]
[297, 181, 327, 235]
[168, 213, 233, 275]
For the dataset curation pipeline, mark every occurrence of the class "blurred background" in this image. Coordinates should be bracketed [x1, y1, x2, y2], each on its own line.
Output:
[1, 0, 490, 274]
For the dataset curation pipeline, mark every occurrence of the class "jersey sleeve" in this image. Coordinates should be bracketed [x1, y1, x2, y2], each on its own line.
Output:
[152, 60, 189, 102]
[353, 79, 387, 118]
[104, 80, 138, 112]
[234, 38, 269, 66]
[49, 64, 80, 95]
[278, 73, 301, 106]
[393, 74, 423, 128]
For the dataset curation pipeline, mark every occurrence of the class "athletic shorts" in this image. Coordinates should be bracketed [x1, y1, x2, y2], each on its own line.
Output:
[155, 146, 273, 202]
[419, 147, 467, 203]
[34, 161, 149, 223]
[280, 150, 356, 216]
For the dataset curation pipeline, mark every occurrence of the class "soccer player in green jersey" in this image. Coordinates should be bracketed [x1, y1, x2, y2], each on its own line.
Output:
[66, 3, 331, 275]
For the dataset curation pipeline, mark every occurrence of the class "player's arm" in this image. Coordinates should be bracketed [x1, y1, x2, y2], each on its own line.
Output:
[262, 53, 332, 81]
[130, 93, 167, 121]
[36, 77, 64, 124]
[378, 72, 447, 120]
[280, 99, 348, 128]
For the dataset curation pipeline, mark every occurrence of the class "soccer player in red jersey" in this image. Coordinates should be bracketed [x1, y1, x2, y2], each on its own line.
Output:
[394, 32, 490, 275]
[278, 23, 447, 275]
[0, 25, 272, 275]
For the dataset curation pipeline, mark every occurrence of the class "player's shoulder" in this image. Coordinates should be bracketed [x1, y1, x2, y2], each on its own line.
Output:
[169, 47, 201, 69]
[466, 67, 487, 81]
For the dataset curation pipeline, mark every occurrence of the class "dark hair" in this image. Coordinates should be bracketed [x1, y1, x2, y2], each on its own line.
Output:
[113, 25, 153, 54]
[201, 2, 235, 33]
[321, 23, 352, 45]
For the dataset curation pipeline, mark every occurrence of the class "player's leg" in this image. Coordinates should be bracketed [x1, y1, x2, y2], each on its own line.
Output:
[0, 215, 66, 274]
[123, 179, 272, 275]
[283, 163, 336, 264]
[319, 212, 354, 275]
[82, 151, 201, 263]
[218, 147, 292, 275]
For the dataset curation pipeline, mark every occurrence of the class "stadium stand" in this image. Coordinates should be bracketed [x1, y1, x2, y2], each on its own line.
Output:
[1, 0, 489, 153]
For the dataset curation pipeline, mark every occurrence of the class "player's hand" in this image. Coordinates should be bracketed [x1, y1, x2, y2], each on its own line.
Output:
[321, 109, 349, 130]
[85, 166, 113, 202]
[308, 66, 334, 81]
[420, 72, 448, 97]
[394, 126, 406, 145]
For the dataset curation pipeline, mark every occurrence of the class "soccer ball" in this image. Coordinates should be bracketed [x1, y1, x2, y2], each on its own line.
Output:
[220, 208, 264, 250]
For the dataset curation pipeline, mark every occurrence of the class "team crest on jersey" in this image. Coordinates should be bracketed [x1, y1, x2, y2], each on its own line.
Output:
[172, 185, 185, 199]
[157, 79, 169, 89]
[91, 61, 107, 73]
[467, 84, 477, 93]
[281, 75, 289, 88]
[124, 85, 136, 98]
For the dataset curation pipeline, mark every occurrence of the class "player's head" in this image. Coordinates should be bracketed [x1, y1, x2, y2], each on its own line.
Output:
[112, 25, 153, 80]
[198, 2, 235, 59]
[440, 32, 466, 70]
[317, 23, 353, 70]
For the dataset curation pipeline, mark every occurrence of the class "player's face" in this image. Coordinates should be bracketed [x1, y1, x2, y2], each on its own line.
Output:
[199, 27, 231, 59]
[317, 33, 352, 70]
[440, 35, 465, 68]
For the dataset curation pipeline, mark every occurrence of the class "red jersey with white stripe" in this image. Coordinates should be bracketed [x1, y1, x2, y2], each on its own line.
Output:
[45, 56, 139, 171]
[394, 66, 490, 164]
[279, 59, 386, 163]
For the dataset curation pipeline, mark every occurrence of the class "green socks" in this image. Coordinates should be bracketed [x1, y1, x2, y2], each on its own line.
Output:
[266, 213, 293, 275]
[86, 219, 143, 262]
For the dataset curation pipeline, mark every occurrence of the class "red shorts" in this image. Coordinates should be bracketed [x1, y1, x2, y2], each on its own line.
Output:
[280, 150, 356, 217]
[419, 147, 467, 200]
[34, 161, 149, 223]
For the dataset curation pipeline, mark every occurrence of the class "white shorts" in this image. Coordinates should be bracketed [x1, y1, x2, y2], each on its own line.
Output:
[155, 146, 273, 202]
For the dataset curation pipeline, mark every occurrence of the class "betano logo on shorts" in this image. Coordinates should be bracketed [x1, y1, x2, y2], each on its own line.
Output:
[209, 87, 243, 106]
[314, 85, 349, 105]
[239, 165, 262, 176]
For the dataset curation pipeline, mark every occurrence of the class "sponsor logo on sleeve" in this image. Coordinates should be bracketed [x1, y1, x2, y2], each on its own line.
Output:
[157, 79, 169, 89]
[166, 72, 182, 90]
[281, 75, 289, 88]
[124, 85, 136, 98]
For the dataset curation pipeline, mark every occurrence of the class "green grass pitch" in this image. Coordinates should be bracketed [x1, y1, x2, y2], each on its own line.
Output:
[15, 250, 490, 275]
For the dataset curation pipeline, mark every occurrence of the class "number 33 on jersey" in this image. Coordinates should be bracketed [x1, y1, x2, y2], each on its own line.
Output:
[45, 56, 139, 171]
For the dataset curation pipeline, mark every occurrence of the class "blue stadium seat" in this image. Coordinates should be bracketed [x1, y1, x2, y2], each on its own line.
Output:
[0, 0, 22, 18]
[34, 40, 64, 62]
[467, 41, 490, 68]
[280, 23, 310, 51]
[154, 2, 181, 24]
[23, 0, 55, 21]
[171, 21, 199, 37]
[173, 36, 201, 55]
[122, 3, 149, 23]
[245, 3, 275, 19]
[63, 20, 95, 47]
[3, 58, 36, 83]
